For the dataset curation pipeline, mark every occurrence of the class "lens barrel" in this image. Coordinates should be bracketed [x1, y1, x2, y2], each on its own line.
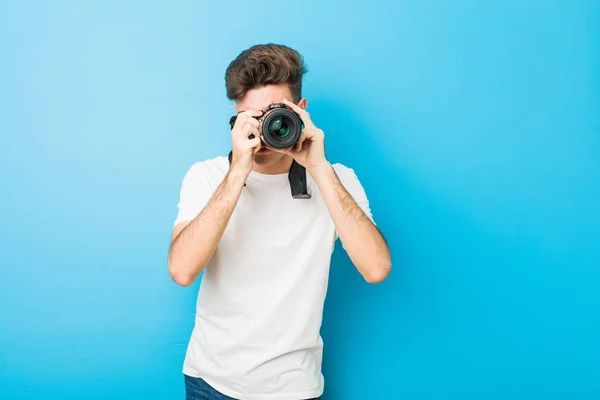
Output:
[261, 106, 303, 149]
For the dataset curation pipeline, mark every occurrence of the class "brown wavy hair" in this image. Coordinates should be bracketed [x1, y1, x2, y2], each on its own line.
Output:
[225, 43, 307, 102]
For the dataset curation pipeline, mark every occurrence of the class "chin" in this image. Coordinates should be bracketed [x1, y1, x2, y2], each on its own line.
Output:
[253, 151, 284, 166]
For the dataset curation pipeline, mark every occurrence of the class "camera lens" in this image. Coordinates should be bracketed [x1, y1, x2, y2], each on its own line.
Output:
[261, 106, 303, 149]
[268, 116, 290, 137]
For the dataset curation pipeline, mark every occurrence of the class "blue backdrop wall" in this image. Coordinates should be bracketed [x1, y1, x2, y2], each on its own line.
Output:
[1, 1, 599, 399]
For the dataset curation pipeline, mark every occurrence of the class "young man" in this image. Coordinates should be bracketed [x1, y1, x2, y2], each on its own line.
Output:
[168, 44, 391, 400]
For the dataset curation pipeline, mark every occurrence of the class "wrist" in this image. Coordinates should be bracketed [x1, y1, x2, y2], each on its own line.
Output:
[307, 162, 334, 182]
[226, 166, 250, 186]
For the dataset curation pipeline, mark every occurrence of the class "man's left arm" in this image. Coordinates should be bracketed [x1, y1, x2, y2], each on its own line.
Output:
[310, 164, 391, 283]
[275, 98, 391, 283]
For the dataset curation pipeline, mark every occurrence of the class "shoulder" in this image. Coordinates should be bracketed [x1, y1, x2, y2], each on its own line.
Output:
[185, 155, 229, 176]
[331, 162, 359, 184]
[180, 156, 229, 185]
[330, 162, 371, 199]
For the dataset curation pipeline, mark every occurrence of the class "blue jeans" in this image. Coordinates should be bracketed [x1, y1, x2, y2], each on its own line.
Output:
[184, 375, 321, 400]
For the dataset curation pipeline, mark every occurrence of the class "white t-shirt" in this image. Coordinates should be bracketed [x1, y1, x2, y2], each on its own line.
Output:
[173, 156, 374, 400]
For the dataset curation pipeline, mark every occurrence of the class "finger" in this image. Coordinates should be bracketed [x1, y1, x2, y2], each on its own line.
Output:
[246, 126, 260, 142]
[249, 136, 262, 153]
[297, 126, 321, 150]
[233, 122, 259, 141]
[238, 109, 264, 118]
[232, 111, 260, 132]
[281, 98, 304, 114]
[232, 110, 262, 132]
[281, 99, 315, 128]
[243, 117, 260, 129]
[246, 121, 260, 139]
[296, 131, 307, 152]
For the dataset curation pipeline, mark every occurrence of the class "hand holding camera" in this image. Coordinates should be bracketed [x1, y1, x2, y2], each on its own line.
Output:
[270, 99, 328, 172]
[229, 109, 264, 176]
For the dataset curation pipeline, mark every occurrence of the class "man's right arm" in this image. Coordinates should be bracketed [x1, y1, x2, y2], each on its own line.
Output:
[167, 169, 247, 286]
[167, 109, 262, 286]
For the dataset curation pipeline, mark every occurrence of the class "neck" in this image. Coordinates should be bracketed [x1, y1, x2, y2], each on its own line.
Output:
[252, 154, 294, 175]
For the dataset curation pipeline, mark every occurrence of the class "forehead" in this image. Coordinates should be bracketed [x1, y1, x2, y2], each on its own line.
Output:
[235, 84, 293, 113]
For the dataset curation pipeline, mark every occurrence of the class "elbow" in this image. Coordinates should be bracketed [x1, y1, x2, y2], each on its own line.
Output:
[168, 259, 197, 287]
[363, 260, 391, 284]
[170, 270, 196, 287]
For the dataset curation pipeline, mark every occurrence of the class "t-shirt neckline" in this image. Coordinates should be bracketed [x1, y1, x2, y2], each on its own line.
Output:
[248, 170, 289, 183]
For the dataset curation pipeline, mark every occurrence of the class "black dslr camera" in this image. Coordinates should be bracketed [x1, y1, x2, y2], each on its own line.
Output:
[229, 103, 304, 149]
[227, 103, 311, 199]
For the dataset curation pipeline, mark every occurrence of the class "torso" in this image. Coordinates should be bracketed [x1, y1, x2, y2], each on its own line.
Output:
[181, 156, 349, 400]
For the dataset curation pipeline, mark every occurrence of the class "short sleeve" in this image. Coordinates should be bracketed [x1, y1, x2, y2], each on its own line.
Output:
[173, 162, 213, 227]
[332, 164, 376, 241]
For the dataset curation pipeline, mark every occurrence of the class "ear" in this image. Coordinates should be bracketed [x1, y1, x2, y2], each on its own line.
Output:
[297, 98, 308, 110]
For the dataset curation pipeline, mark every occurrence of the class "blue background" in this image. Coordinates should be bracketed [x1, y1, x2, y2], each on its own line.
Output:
[1, 1, 599, 399]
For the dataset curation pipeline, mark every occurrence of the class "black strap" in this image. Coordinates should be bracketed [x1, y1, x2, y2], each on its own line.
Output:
[227, 151, 311, 199]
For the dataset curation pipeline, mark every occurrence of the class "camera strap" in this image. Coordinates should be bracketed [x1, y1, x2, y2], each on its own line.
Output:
[227, 150, 311, 199]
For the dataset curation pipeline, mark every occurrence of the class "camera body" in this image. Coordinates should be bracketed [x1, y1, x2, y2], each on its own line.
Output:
[229, 103, 304, 149]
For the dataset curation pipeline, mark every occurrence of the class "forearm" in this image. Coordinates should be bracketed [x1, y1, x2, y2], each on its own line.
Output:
[310, 164, 391, 283]
[168, 169, 246, 286]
